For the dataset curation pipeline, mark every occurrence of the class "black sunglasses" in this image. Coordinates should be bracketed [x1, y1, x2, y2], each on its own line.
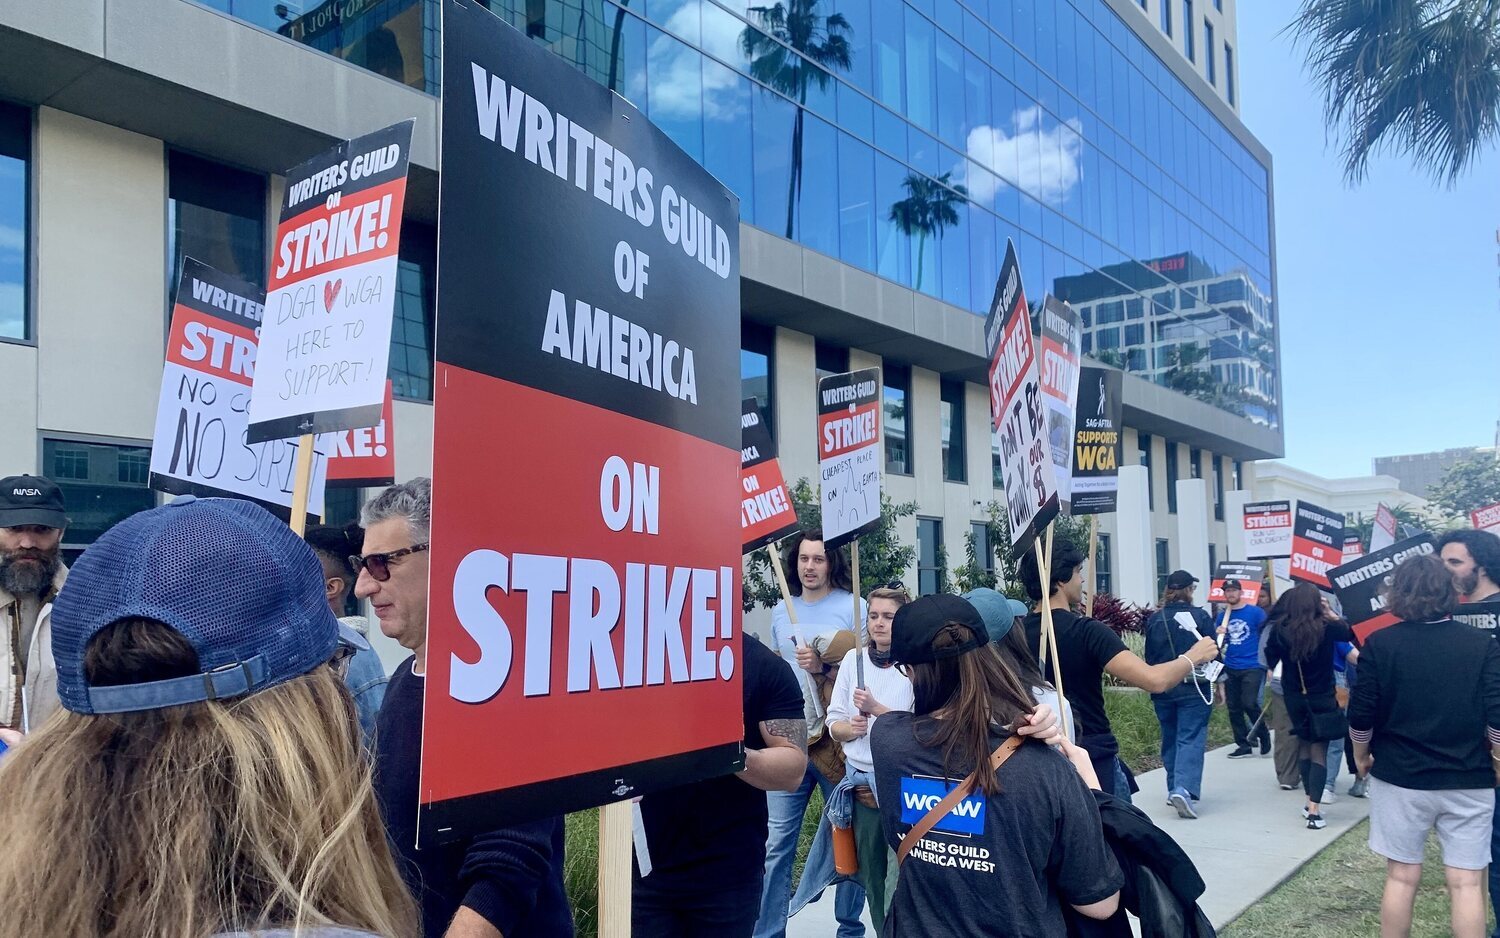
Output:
[884, 580, 905, 590]
[330, 641, 358, 677]
[350, 543, 430, 582]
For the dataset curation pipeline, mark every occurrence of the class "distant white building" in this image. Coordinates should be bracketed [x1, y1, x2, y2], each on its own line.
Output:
[1251, 462, 1428, 525]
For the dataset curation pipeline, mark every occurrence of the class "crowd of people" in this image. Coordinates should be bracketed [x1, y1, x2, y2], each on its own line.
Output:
[1, 469, 1500, 937]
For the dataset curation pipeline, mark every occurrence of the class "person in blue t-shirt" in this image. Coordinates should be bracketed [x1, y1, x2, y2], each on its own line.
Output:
[1216, 579, 1270, 759]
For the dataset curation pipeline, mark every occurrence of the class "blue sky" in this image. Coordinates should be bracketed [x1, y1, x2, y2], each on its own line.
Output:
[1236, 2, 1499, 478]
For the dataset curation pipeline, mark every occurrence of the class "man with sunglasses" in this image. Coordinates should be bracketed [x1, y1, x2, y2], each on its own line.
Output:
[360, 478, 573, 938]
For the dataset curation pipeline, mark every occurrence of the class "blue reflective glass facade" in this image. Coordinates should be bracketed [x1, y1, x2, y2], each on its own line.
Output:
[205, 0, 1278, 427]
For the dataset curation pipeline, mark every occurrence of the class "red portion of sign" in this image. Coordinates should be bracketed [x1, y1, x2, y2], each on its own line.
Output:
[165, 307, 259, 387]
[1289, 535, 1341, 589]
[327, 380, 396, 486]
[1039, 335, 1079, 400]
[741, 457, 798, 552]
[1245, 512, 1291, 530]
[268, 178, 406, 289]
[990, 309, 1035, 408]
[817, 401, 880, 460]
[424, 367, 742, 805]
[1352, 611, 1399, 644]
[1208, 580, 1263, 605]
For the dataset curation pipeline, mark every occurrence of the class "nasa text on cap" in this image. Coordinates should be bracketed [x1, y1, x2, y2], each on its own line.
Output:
[0, 475, 67, 529]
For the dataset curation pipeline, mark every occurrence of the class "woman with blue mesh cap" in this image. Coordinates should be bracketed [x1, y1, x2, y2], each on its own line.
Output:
[0, 495, 418, 938]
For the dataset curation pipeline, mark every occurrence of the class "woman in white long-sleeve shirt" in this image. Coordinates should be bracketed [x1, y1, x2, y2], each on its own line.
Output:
[824, 585, 916, 931]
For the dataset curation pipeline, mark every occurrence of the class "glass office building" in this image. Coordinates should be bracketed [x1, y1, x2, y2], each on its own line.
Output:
[204, 0, 1278, 428]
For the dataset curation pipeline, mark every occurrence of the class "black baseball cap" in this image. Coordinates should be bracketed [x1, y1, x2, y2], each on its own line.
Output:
[1222, 578, 1242, 590]
[891, 594, 988, 665]
[1166, 570, 1198, 589]
[0, 474, 67, 529]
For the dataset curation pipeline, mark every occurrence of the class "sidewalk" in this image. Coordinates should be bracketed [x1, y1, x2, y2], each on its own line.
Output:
[787, 748, 1366, 935]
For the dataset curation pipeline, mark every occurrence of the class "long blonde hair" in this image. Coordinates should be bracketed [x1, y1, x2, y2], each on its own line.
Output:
[0, 619, 417, 938]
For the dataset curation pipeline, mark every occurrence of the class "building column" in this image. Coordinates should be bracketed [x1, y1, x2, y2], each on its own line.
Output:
[1176, 478, 1211, 581]
[1115, 465, 1154, 606]
[1224, 488, 1250, 560]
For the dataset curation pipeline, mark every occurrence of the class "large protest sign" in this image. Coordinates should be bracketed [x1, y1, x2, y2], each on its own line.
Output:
[988, 240, 1058, 560]
[1289, 501, 1345, 589]
[1208, 561, 1265, 605]
[1370, 503, 1399, 551]
[1473, 502, 1500, 536]
[1327, 534, 1435, 642]
[741, 399, 798, 553]
[1038, 296, 1082, 508]
[247, 121, 414, 443]
[326, 380, 396, 488]
[1071, 367, 1123, 515]
[150, 258, 329, 518]
[817, 369, 882, 549]
[1243, 500, 1294, 559]
[422, 1, 742, 844]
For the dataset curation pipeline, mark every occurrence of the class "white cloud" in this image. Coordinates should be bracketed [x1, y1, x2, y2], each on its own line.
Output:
[0, 224, 21, 254]
[964, 106, 1084, 206]
[647, 2, 749, 122]
[0, 283, 23, 337]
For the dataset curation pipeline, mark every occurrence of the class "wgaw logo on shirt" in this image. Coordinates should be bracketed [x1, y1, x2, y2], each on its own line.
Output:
[899, 775, 986, 835]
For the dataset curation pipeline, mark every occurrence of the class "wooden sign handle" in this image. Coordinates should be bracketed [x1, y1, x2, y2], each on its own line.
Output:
[1033, 528, 1071, 741]
[852, 539, 864, 690]
[598, 800, 633, 937]
[288, 433, 316, 536]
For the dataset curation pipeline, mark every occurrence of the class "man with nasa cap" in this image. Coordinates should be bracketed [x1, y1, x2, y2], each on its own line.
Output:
[0, 473, 70, 739]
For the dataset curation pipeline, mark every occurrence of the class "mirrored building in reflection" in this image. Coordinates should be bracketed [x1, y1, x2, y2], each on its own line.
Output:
[0, 0, 1281, 621]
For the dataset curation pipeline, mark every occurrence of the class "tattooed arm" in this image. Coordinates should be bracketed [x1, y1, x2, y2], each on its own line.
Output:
[736, 718, 809, 792]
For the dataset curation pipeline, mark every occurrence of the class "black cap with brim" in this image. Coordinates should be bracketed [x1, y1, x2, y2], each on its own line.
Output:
[1166, 570, 1198, 590]
[1222, 578, 1242, 590]
[891, 594, 989, 665]
[0, 507, 67, 529]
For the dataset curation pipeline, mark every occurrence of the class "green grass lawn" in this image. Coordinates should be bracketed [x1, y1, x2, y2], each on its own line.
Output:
[561, 687, 1234, 935]
[1223, 820, 1488, 937]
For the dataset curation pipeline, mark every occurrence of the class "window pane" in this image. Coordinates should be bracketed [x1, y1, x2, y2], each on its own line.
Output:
[741, 321, 774, 437]
[837, 132, 876, 272]
[390, 220, 435, 400]
[224, 0, 433, 92]
[884, 363, 911, 474]
[940, 378, 966, 482]
[44, 438, 156, 556]
[751, 87, 795, 236]
[168, 151, 266, 314]
[702, 59, 754, 206]
[0, 102, 27, 341]
[918, 517, 944, 595]
[646, 27, 704, 162]
[798, 112, 839, 256]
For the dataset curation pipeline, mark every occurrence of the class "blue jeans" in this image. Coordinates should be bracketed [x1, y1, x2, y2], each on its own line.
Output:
[1154, 687, 1212, 801]
[754, 764, 865, 938]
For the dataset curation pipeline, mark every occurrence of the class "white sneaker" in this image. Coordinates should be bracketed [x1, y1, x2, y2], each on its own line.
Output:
[1322, 789, 1338, 804]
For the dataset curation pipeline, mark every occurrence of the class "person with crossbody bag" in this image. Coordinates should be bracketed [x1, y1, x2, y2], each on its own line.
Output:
[1263, 582, 1353, 830]
[870, 595, 1122, 937]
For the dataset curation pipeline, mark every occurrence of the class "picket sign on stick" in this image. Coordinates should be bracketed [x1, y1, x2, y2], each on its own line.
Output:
[287, 434, 316, 537]
[1038, 525, 1055, 671]
[852, 540, 865, 690]
[1032, 527, 1070, 741]
[598, 801, 632, 938]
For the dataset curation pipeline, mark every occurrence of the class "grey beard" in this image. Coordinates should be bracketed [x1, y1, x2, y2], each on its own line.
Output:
[0, 553, 58, 597]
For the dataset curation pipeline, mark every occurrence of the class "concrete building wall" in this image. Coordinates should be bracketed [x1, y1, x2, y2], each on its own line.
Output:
[1124, 0, 1239, 110]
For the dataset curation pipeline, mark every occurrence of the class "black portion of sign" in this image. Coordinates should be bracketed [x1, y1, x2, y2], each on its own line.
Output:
[174, 256, 265, 331]
[984, 240, 1022, 364]
[816, 368, 881, 418]
[1215, 560, 1265, 583]
[248, 403, 384, 448]
[281, 120, 415, 218]
[1454, 601, 1500, 635]
[742, 397, 775, 469]
[1294, 502, 1344, 547]
[419, 741, 743, 846]
[1246, 500, 1291, 514]
[1326, 534, 1435, 627]
[439, 0, 740, 450]
[1071, 366, 1122, 516]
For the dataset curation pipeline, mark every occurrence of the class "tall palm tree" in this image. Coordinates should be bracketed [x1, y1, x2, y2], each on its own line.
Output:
[741, 2, 852, 239]
[1287, 0, 1500, 185]
[887, 172, 967, 291]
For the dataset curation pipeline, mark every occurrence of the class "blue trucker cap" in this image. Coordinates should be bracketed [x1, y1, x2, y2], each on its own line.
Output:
[51, 495, 368, 715]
